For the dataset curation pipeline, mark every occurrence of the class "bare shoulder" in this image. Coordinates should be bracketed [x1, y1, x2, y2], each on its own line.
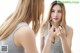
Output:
[67, 25, 73, 32]
[66, 25, 73, 37]
[15, 25, 34, 38]
[14, 25, 35, 46]
[14, 25, 38, 53]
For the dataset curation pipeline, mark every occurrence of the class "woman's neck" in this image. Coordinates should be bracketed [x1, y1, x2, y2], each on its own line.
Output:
[52, 22, 59, 28]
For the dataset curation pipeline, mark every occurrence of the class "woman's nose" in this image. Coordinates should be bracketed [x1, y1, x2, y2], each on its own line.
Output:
[54, 12, 58, 17]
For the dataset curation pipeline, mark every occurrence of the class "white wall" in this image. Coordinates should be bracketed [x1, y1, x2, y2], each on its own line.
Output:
[65, 3, 80, 53]
[0, 0, 18, 25]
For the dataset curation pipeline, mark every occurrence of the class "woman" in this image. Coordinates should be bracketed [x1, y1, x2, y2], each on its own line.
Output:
[0, 0, 44, 53]
[40, 1, 73, 53]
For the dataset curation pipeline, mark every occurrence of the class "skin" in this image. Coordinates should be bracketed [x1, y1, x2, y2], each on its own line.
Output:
[41, 5, 73, 53]
[51, 5, 62, 24]
[14, 26, 38, 53]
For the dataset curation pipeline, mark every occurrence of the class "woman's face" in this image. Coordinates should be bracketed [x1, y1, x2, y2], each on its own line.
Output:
[51, 5, 62, 23]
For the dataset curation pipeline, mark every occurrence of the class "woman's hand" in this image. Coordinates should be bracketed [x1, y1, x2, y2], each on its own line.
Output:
[48, 26, 67, 43]
[57, 26, 66, 38]
[48, 27, 57, 43]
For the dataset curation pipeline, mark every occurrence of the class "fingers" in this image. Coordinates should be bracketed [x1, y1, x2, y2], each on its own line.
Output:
[58, 26, 66, 37]
[57, 28, 61, 36]
[48, 27, 57, 38]
[56, 25, 65, 35]
[59, 25, 65, 32]
[48, 25, 65, 37]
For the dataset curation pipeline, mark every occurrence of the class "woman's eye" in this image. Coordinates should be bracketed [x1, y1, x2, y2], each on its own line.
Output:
[58, 10, 61, 13]
[51, 10, 55, 12]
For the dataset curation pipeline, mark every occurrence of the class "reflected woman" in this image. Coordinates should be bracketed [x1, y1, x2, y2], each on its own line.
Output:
[40, 1, 73, 53]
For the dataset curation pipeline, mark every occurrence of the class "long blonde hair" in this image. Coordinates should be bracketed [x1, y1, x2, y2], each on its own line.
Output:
[41, 1, 66, 31]
[0, 0, 44, 40]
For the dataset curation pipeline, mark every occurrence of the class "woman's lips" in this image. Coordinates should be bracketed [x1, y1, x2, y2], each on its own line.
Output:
[53, 18, 58, 20]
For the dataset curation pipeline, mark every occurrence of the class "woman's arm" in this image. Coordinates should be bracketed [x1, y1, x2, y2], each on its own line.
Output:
[40, 35, 44, 52]
[41, 35, 52, 53]
[14, 26, 38, 53]
[40, 27, 55, 53]
[59, 26, 73, 53]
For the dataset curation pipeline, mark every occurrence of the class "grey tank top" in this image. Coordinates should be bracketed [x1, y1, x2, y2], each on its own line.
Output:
[0, 22, 28, 53]
[43, 25, 68, 53]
